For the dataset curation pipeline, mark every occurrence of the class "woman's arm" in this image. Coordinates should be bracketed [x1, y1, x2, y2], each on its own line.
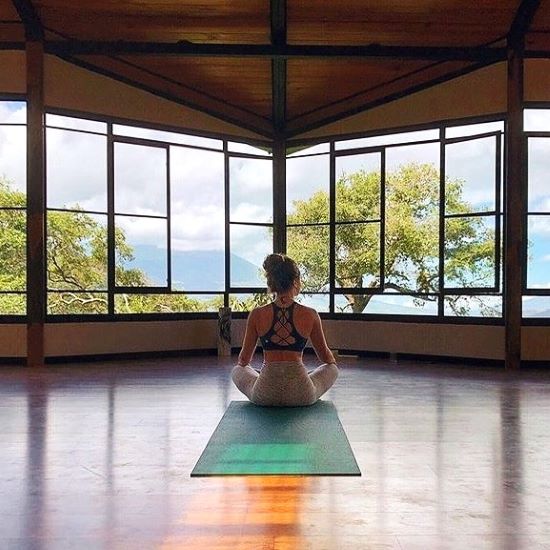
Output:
[237, 309, 259, 366]
[309, 311, 336, 364]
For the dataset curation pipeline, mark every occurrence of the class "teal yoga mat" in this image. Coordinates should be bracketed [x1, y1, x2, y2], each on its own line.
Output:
[191, 400, 360, 476]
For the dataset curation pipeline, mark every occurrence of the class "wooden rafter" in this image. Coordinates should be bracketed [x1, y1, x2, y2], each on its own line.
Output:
[508, 0, 541, 45]
[45, 41, 507, 62]
[271, 0, 286, 134]
[12, 0, 43, 40]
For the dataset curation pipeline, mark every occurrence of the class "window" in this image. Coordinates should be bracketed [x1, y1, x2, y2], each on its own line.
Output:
[287, 120, 504, 318]
[524, 109, 550, 318]
[46, 114, 109, 314]
[229, 154, 274, 290]
[286, 144, 330, 311]
[43, 112, 272, 316]
[0, 101, 27, 315]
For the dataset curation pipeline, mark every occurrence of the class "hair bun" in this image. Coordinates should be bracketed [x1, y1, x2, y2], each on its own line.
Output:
[263, 254, 300, 294]
[262, 253, 285, 272]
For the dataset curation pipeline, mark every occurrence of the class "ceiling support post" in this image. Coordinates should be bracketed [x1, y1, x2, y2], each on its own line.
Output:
[26, 40, 46, 368]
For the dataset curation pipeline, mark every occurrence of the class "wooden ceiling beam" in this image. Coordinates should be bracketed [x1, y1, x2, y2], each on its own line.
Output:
[45, 41, 507, 62]
[271, 0, 286, 135]
[285, 60, 492, 138]
[12, 0, 43, 40]
[508, 0, 541, 46]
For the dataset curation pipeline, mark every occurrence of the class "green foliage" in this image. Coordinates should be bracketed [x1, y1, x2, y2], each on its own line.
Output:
[288, 163, 497, 315]
[229, 292, 272, 312]
[114, 293, 215, 314]
[0, 179, 26, 313]
[0, 177, 207, 314]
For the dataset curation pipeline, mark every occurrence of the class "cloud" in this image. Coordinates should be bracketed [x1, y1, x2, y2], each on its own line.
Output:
[524, 109, 550, 132]
[230, 224, 272, 266]
[46, 127, 108, 211]
[171, 207, 224, 251]
[115, 216, 167, 248]
[385, 141, 441, 173]
[527, 139, 550, 209]
[230, 202, 272, 223]
[529, 216, 550, 236]
[229, 156, 272, 202]
[0, 124, 26, 193]
[287, 154, 329, 206]
[0, 102, 25, 124]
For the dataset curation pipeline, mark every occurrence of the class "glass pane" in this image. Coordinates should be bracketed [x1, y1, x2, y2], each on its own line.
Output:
[336, 223, 380, 289]
[287, 155, 329, 224]
[114, 142, 167, 216]
[0, 101, 26, 123]
[336, 152, 381, 222]
[115, 216, 167, 287]
[528, 138, 550, 213]
[296, 293, 330, 312]
[336, 129, 438, 150]
[0, 210, 26, 291]
[335, 293, 438, 315]
[445, 136, 496, 214]
[228, 142, 271, 156]
[287, 143, 330, 157]
[47, 292, 108, 314]
[47, 211, 107, 291]
[0, 293, 25, 315]
[445, 121, 503, 138]
[527, 216, 550, 289]
[444, 295, 502, 317]
[230, 224, 272, 287]
[287, 225, 329, 292]
[229, 293, 272, 312]
[524, 109, 550, 132]
[114, 124, 222, 149]
[114, 293, 223, 313]
[229, 157, 273, 223]
[170, 146, 224, 291]
[47, 128, 107, 211]
[385, 143, 440, 292]
[445, 216, 496, 288]
[0, 125, 26, 198]
[46, 114, 106, 133]
[523, 296, 550, 318]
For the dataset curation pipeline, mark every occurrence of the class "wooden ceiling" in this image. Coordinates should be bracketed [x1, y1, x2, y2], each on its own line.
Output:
[1, 0, 549, 138]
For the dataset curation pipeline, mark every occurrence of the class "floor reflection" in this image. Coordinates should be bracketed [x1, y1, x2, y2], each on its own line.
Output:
[25, 379, 48, 546]
[161, 476, 309, 549]
[0, 357, 548, 550]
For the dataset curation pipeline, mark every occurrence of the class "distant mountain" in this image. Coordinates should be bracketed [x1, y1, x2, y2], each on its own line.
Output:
[125, 246, 263, 290]
[125, 246, 550, 317]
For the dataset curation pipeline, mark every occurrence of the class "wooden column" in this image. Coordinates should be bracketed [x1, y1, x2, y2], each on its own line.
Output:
[272, 139, 286, 253]
[26, 41, 46, 367]
[504, 41, 525, 370]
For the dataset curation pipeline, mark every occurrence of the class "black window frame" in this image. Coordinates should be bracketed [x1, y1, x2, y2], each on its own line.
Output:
[286, 115, 505, 321]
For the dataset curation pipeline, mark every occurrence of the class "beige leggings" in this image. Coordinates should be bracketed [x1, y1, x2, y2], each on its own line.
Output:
[231, 361, 339, 407]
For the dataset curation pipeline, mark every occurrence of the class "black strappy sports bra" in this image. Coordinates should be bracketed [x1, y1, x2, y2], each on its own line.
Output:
[259, 302, 308, 352]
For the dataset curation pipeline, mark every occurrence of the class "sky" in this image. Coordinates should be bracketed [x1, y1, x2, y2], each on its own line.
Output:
[1, 101, 550, 314]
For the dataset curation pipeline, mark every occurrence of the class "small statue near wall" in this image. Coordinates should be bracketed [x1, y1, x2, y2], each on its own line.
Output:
[218, 306, 232, 357]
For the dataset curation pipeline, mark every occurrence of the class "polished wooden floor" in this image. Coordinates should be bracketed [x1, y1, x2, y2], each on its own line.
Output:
[1, 354, 550, 549]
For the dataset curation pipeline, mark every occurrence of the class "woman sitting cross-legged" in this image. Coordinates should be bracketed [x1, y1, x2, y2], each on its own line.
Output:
[231, 253, 339, 407]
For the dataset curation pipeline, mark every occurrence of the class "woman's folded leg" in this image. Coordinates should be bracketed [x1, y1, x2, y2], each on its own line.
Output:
[309, 363, 339, 400]
[231, 365, 259, 400]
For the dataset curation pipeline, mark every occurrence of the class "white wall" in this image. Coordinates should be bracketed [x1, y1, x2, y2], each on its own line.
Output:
[1, 320, 549, 362]
[43, 55, 263, 140]
[0, 51, 25, 93]
[295, 62, 507, 140]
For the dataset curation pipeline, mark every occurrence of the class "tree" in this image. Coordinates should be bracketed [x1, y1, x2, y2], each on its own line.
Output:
[0, 178, 26, 313]
[0, 177, 204, 314]
[287, 163, 497, 315]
